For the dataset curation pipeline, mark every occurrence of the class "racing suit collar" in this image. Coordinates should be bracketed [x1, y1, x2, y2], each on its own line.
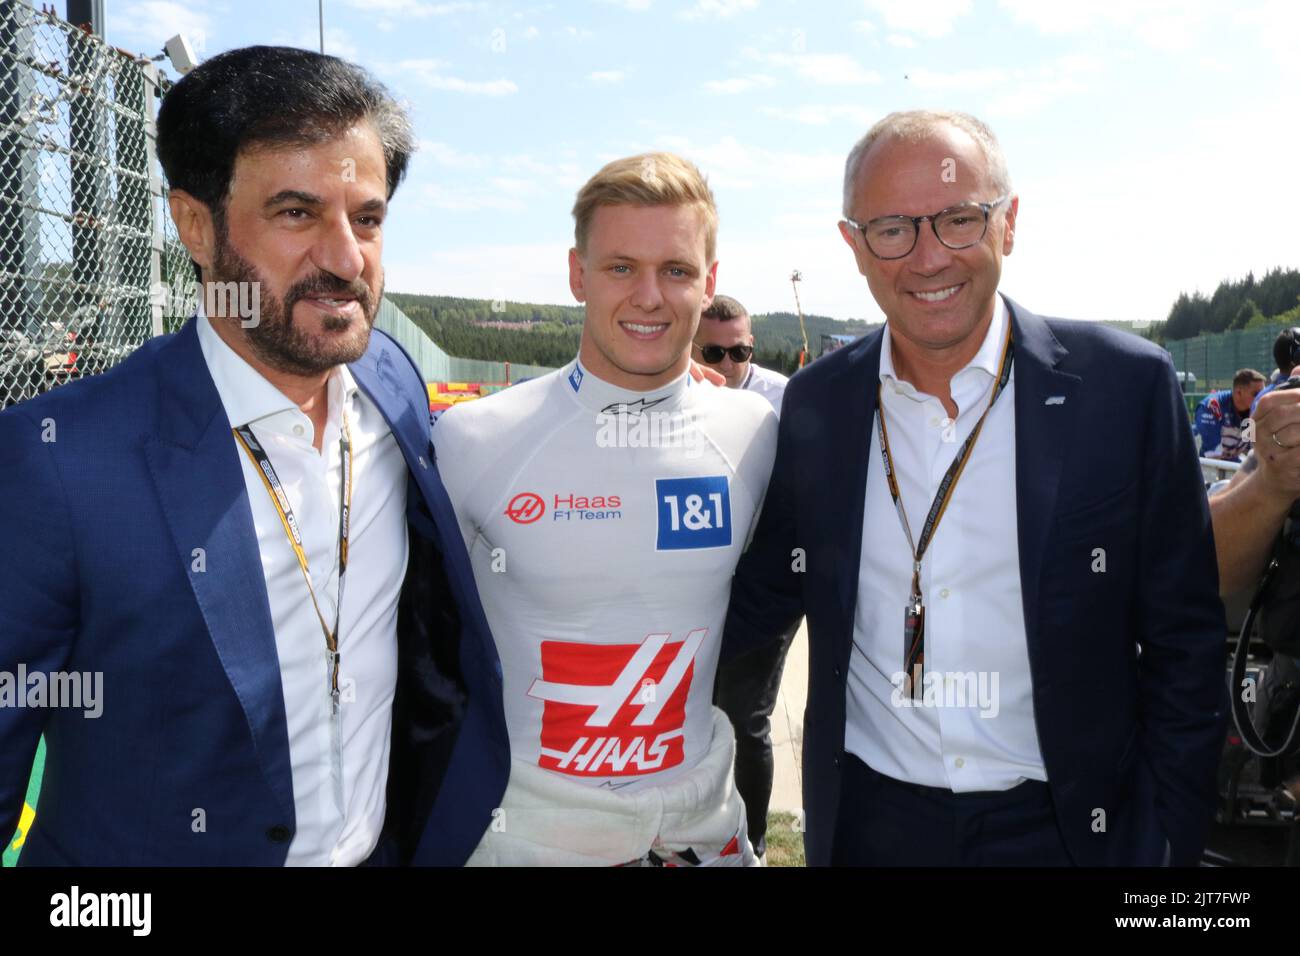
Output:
[562, 356, 692, 416]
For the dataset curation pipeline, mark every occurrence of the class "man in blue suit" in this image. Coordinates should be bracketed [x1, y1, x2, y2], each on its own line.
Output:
[0, 46, 506, 865]
[724, 110, 1227, 866]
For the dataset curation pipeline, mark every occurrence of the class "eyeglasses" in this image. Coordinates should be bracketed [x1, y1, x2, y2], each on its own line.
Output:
[844, 195, 1009, 260]
[694, 342, 753, 365]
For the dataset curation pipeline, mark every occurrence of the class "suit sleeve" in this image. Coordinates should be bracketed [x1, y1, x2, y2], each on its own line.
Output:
[1135, 355, 1229, 866]
[722, 382, 806, 663]
[0, 407, 79, 844]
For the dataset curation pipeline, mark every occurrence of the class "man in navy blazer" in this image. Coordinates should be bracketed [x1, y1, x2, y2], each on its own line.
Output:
[0, 46, 506, 865]
[724, 110, 1227, 867]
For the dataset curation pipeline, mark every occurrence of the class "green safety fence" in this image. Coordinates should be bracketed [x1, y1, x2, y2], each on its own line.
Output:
[1165, 323, 1288, 392]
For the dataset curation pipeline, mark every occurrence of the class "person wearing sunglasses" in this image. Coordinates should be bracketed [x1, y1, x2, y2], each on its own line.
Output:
[693, 295, 789, 416]
[698, 293, 793, 863]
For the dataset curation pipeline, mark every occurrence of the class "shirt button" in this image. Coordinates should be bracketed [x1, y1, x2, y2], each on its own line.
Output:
[293, 425, 305, 437]
[940, 588, 950, 599]
[954, 758, 965, 769]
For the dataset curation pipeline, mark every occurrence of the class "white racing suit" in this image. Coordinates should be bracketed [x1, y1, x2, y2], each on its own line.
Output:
[468, 708, 753, 866]
[432, 357, 778, 866]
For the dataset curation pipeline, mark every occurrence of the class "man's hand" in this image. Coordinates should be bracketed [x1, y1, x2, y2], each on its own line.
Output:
[688, 359, 725, 386]
[1249, 386, 1300, 503]
[1210, 385, 1300, 595]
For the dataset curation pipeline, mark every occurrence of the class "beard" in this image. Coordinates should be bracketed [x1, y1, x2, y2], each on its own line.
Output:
[209, 224, 381, 377]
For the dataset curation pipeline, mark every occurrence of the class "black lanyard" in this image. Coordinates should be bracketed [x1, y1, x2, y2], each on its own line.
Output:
[232, 415, 353, 704]
[875, 322, 1014, 697]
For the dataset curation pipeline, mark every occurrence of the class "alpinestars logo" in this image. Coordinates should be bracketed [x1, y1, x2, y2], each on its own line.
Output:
[528, 629, 707, 777]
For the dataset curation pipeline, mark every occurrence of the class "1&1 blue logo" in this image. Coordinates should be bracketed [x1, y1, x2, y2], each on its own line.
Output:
[655, 476, 731, 550]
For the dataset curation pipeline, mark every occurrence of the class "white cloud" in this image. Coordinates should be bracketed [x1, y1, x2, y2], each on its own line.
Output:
[650, 134, 844, 197]
[395, 58, 518, 95]
[421, 183, 525, 211]
[558, 25, 595, 39]
[418, 141, 484, 169]
[308, 28, 360, 61]
[765, 52, 881, 86]
[681, 0, 759, 20]
[863, 0, 972, 37]
[906, 66, 1009, 90]
[589, 70, 626, 85]
[997, 0, 1212, 51]
[416, 145, 583, 193]
[980, 55, 1102, 117]
[524, 25, 541, 38]
[704, 74, 776, 94]
[1233, 1, 1300, 74]
[109, 1, 212, 55]
[852, 19, 877, 32]
[596, 0, 653, 9]
[489, 177, 535, 196]
[886, 33, 915, 48]
[386, 242, 574, 306]
[762, 104, 875, 126]
[341, 0, 481, 15]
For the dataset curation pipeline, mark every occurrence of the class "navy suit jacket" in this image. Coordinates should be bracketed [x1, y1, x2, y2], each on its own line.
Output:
[724, 297, 1228, 867]
[0, 317, 508, 865]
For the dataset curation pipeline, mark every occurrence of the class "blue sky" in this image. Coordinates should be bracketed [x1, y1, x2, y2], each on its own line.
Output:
[95, 0, 1299, 325]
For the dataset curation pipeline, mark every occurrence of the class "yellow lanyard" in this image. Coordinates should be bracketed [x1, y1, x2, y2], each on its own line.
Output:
[232, 414, 353, 698]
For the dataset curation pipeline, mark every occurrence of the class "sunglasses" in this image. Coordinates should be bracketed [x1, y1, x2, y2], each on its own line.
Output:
[694, 342, 754, 365]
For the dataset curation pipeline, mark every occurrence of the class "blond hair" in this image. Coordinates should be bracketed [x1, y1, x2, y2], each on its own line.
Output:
[572, 152, 719, 262]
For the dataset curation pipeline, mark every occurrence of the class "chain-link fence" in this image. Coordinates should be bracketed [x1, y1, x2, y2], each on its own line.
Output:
[0, 0, 196, 409]
[0, 0, 547, 411]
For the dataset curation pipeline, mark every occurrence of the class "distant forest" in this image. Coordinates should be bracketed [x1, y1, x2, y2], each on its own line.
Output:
[385, 292, 878, 376]
[390, 268, 1300, 367]
[1150, 266, 1300, 343]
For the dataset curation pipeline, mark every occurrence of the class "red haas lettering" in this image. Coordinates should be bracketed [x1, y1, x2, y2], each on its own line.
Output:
[549, 731, 680, 774]
[529, 629, 706, 777]
[554, 493, 621, 510]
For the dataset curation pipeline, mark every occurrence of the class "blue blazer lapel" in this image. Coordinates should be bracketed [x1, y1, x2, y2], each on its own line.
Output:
[1006, 296, 1082, 656]
[143, 318, 295, 823]
[833, 330, 883, 639]
[350, 338, 500, 670]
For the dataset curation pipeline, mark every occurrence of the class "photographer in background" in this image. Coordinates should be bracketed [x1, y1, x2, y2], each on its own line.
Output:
[1250, 328, 1300, 414]
[1212, 371, 1300, 823]
[1195, 368, 1265, 461]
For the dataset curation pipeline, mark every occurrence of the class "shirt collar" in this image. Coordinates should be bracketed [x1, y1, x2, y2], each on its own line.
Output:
[879, 292, 1008, 398]
[195, 302, 358, 430]
[560, 354, 691, 415]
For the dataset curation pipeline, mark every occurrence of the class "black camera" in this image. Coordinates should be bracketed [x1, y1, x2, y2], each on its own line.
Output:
[1276, 328, 1300, 378]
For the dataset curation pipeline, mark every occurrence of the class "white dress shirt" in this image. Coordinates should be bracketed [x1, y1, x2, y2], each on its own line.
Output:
[741, 363, 790, 417]
[845, 294, 1047, 791]
[197, 311, 409, 865]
